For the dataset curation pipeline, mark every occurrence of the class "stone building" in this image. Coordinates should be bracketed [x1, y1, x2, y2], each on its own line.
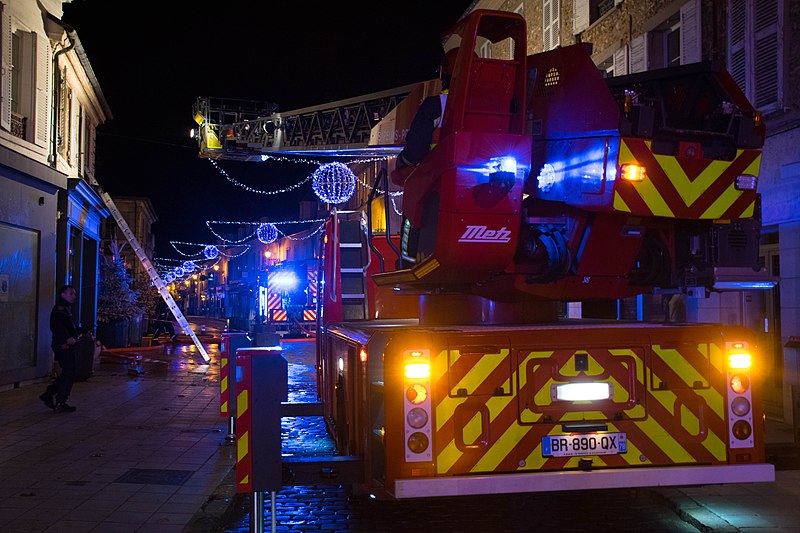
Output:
[466, 0, 800, 423]
[0, 0, 111, 387]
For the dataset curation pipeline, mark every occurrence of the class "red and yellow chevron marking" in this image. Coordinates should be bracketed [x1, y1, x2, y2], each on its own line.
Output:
[234, 353, 252, 493]
[220, 355, 229, 416]
[303, 309, 317, 321]
[271, 309, 288, 322]
[432, 339, 728, 476]
[613, 138, 761, 219]
[267, 291, 281, 311]
[308, 269, 318, 300]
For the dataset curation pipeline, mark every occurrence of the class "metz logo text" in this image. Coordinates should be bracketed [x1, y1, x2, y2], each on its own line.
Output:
[458, 225, 512, 243]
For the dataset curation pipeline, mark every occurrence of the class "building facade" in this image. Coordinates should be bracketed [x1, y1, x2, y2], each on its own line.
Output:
[0, 0, 111, 387]
[467, 0, 799, 423]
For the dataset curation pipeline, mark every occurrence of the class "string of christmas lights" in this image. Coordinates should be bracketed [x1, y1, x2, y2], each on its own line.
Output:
[205, 217, 329, 244]
[209, 159, 313, 195]
[284, 219, 328, 241]
[259, 154, 388, 165]
[209, 157, 402, 201]
[169, 240, 251, 258]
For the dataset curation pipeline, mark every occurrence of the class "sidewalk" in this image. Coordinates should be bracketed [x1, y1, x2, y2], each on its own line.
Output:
[0, 318, 236, 533]
[654, 418, 800, 532]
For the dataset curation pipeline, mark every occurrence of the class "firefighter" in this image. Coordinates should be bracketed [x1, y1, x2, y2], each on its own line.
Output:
[393, 47, 458, 266]
[394, 47, 458, 174]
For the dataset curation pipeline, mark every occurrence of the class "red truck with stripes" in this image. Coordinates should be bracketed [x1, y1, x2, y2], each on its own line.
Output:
[314, 9, 775, 498]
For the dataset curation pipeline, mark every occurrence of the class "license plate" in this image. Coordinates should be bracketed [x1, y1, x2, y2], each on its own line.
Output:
[541, 432, 627, 457]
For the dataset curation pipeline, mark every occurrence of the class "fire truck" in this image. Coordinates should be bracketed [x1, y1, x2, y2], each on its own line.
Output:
[260, 260, 317, 336]
[196, 9, 775, 498]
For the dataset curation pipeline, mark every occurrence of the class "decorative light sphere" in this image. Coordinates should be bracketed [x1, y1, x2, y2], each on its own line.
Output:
[312, 162, 356, 204]
[174, 267, 185, 278]
[183, 261, 196, 272]
[164, 272, 176, 283]
[204, 245, 219, 259]
[257, 223, 278, 244]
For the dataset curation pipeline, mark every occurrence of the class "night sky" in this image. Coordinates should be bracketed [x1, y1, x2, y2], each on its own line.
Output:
[61, 1, 474, 259]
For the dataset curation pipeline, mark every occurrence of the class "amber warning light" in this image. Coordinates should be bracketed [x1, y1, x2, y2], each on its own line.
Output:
[621, 164, 647, 182]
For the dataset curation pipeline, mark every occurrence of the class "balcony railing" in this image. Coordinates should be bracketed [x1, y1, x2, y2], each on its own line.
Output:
[11, 113, 26, 139]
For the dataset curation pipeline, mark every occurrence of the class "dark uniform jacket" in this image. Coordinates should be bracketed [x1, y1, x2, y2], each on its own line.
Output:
[50, 297, 78, 352]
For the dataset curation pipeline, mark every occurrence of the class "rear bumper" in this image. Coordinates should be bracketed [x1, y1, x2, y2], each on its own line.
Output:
[393, 463, 775, 499]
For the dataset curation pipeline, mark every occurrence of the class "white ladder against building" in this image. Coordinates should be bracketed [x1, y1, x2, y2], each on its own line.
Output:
[98, 189, 210, 363]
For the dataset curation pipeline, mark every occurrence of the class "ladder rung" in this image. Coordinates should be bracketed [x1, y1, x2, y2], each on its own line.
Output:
[340, 243, 362, 248]
[341, 268, 364, 274]
[341, 293, 365, 299]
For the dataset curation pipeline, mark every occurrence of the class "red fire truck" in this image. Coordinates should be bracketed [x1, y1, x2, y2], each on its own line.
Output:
[314, 10, 774, 498]
[197, 9, 775, 499]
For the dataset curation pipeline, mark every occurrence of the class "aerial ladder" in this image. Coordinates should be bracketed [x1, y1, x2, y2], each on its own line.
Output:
[98, 189, 210, 363]
[193, 80, 441, 160]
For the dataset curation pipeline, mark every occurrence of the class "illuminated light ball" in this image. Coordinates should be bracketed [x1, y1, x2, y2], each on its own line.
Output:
[164, 272, 176, 283]
[312, 161, 356, 204]
[204, 245, 219, 259]
[174, 267, 185, 278]
[257, 222, 278, 244]
[183, 261, 196, 272]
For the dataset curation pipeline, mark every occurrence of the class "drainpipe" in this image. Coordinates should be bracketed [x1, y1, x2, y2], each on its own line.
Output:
[49, 26, 75, 169]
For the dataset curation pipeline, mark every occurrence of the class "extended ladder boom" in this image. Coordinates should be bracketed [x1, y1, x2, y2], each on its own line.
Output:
[98, 189, 210, 363]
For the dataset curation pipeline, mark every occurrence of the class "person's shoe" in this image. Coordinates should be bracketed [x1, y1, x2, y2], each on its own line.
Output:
[39, 392, 55, 410]
[54, 403, 76, 413]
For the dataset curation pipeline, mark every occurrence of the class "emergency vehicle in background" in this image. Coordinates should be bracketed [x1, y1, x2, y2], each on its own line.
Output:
[259, 260, 317, 336]
[195, 9, 774, 498]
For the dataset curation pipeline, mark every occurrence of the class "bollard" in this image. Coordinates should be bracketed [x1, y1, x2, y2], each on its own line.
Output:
[234, 347, 288, 495]
[219, 332, 252, 443]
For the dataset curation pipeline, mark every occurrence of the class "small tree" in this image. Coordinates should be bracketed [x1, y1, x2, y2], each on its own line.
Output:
[97, 252, 140, 324]
[135, 270, 160, 319]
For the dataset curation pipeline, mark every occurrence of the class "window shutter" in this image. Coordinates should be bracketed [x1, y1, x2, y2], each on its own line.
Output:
[573, 0, 590, 34]
[728, 0, 747, 94]
[629, 33, 648, 73]
[87, 118, 96, 180]
[543, 0, 560, 51]
[753, 0, 779, 108]
[1, 5, 11, 132]
[614, 46, 628, 76]
[680, 0, 701, 64]
[553, 0, 561, 48]
[34, 33, 49, 147]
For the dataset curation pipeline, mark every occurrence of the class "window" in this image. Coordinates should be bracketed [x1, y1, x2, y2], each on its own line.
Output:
[597, 46, 628, 78]
[629, 1, 701, 73]
[543, 0, 560, 51]
[1, 9, 49, 146]
[574, 0, 621, 33]
[479, 39, 491, 59]
[728, 0, 783, 111]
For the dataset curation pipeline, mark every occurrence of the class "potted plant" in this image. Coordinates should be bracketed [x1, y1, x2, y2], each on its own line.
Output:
[96, 246, 140, 348]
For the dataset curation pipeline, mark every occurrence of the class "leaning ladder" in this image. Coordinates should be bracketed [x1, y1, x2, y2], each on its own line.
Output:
[98, 189, 210, 363]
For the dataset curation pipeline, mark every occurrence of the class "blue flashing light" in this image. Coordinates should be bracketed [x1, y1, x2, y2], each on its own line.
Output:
[271, 271, 299, 290]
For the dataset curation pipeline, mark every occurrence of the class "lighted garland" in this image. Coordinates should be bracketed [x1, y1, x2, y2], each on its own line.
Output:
[209, 157, 394, 201]
[209, 159, 312, 196]
[205, 217, 329, 244]
[256, 223, 279, 244]
[170, 241, 250, 259]
[312, 162, 356, 204]
[204, 245, 219, 260]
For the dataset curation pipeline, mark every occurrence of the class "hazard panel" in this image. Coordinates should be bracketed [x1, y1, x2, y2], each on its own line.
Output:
[432, 332, 730, 477]
[613, 139, 760, 219]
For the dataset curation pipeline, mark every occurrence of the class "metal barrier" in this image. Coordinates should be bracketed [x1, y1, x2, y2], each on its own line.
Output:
[219, 332, 252, 442]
